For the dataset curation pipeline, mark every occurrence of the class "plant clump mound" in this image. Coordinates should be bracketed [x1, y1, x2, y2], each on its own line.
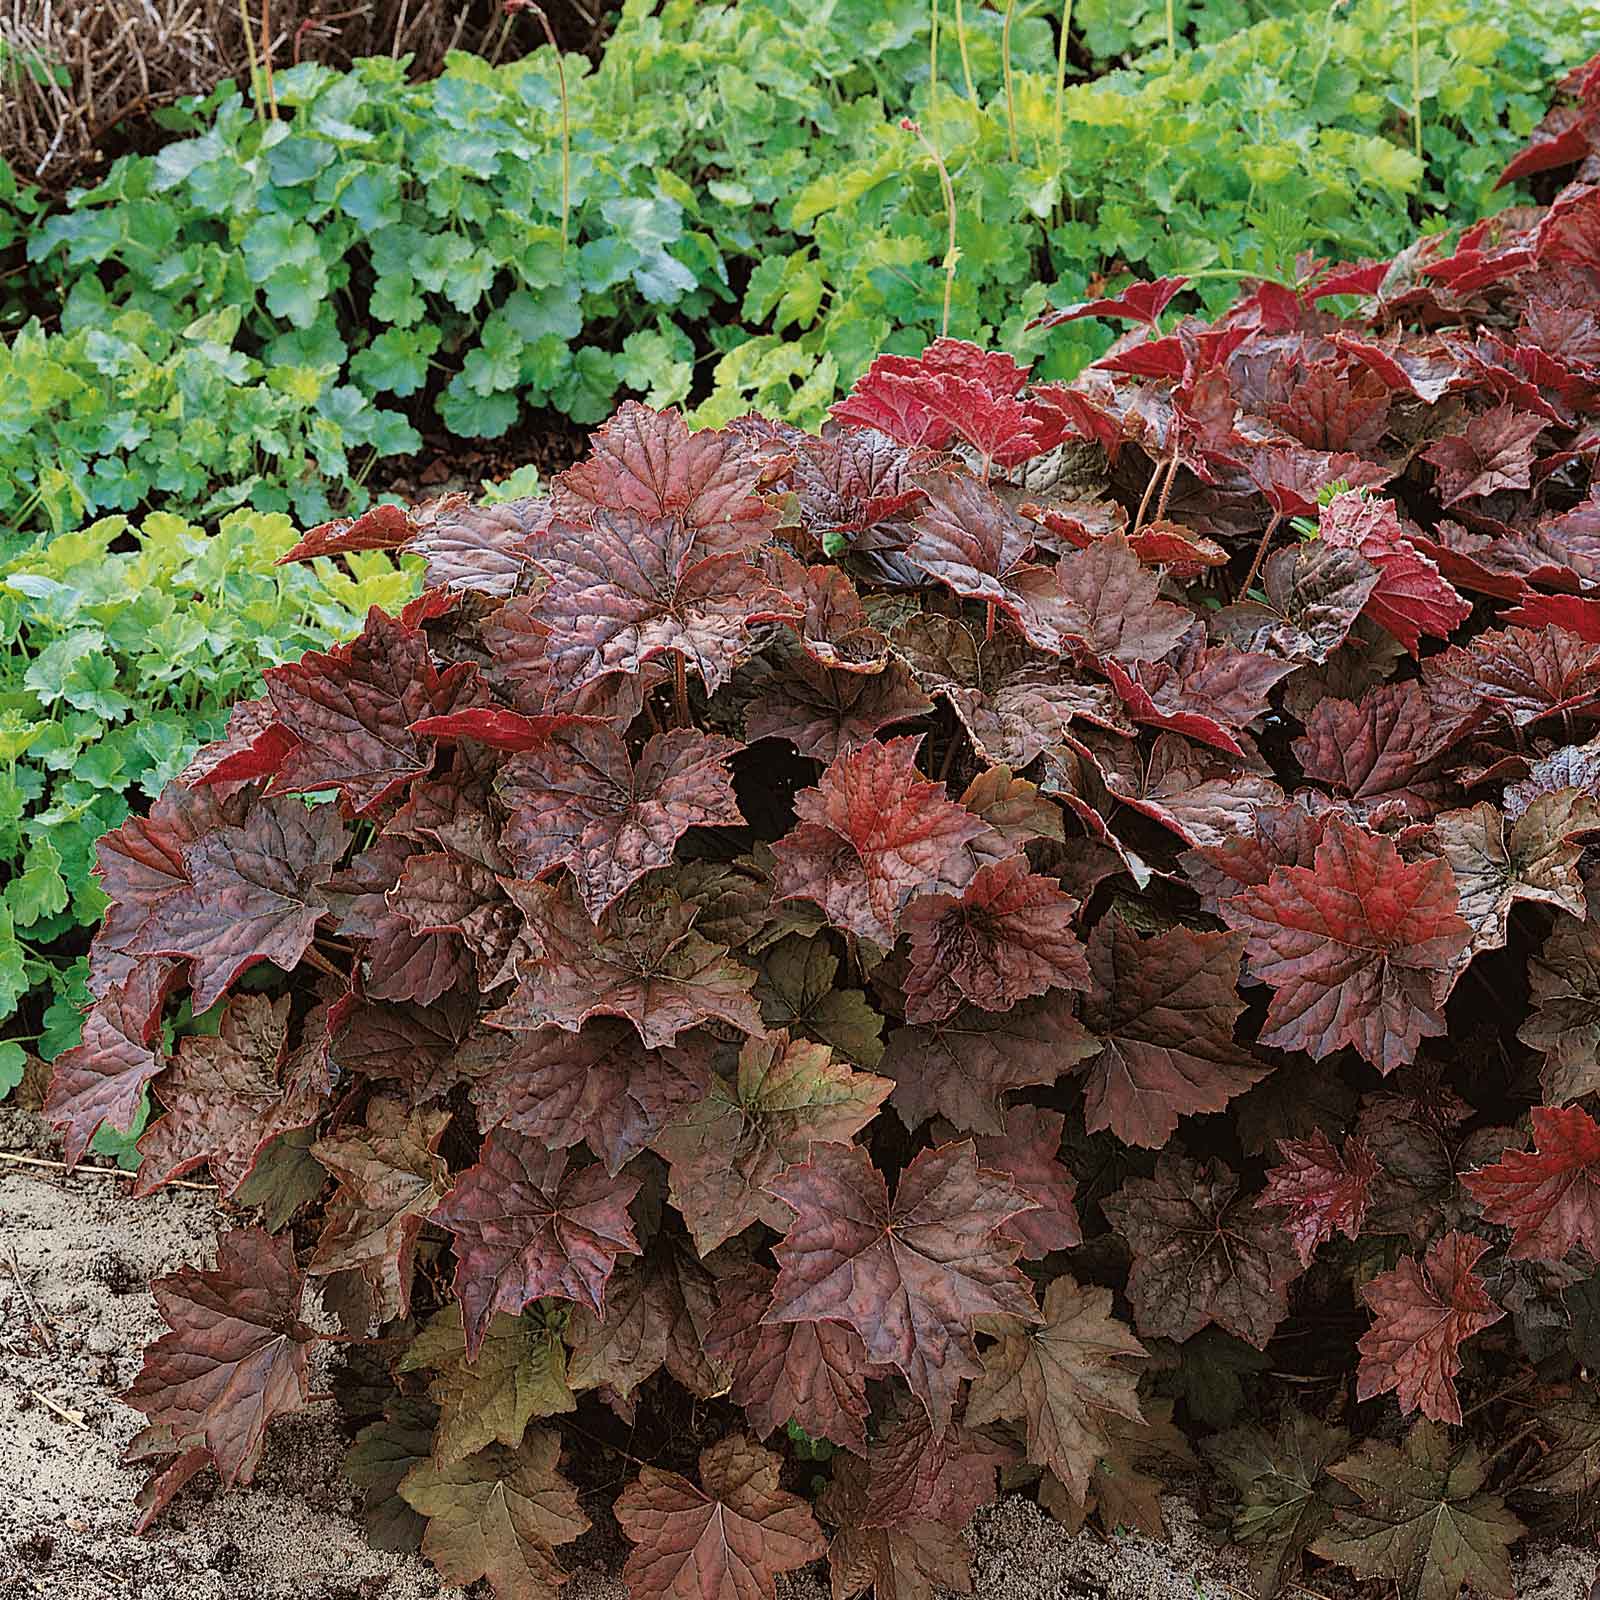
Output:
[46, 63, 1600, 1600]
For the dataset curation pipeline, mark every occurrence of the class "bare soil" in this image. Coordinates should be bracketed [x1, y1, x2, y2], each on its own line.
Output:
[1, 1107, 1594, 1600]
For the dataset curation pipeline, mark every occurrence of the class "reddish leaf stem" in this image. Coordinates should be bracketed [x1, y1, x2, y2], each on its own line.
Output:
[1239, 511, 1283, 599]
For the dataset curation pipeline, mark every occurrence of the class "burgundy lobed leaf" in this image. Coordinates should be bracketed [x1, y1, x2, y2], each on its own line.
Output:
[493, 878, 764, 1049]
[1423, 624, 1600, 730]
[1463, 1104, 1600, 1263]
[127, 796, 349, 1012]
[704, 1264, 880, 1452]
[470, 1019, 712, 1176]
[523, 509, 799, 700]
[124, 1228, 316, 1488]
[900, 854, 1088, 1024]
[906, 472, 1061, 648]
[973, 1105, 1082, 1257]
[496, 725, 744, 921]
[1356, 1231, 1504, 1425]
[770, 737, 989, 948]
[763, 1139, 1040, 1435]
[615, 1435, 827, 1600]
[262, 607, 473, 813]
[430, 1129, 642, 1358]
[134, 993, 324, 1199]
[1422, 405, 1547, 506]
[1220, 818, 1472, 1072]
[1042, 533, 1193, 667]
[1258, 1129, 1380, 1266]
[893, 613, 1129, 768]
[1293, 679, 1471, 822]
[745, 652, 932, 763]
[45, 957, 181, 1167]
[882, 990, 1097, 1136]
[1210, 541, 1379, 664]
[566, 1241, 726, 1404]
[552, 402, 780, 552]
[1103, 1155, 1301, 1348]
[1077, 917, 1265, 1149]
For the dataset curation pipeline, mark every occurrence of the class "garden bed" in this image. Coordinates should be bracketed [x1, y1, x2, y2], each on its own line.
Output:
[3, 1107, 1594, 1600]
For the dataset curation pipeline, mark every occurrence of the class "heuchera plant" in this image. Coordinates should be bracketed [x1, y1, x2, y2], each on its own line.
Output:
[46, 60, 1600, 1600]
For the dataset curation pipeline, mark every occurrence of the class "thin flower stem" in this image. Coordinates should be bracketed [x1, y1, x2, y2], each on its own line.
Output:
[953, 0, 979, 109]
[1002, 0, 1019, 162]
[1130, 456, 1165, 538]
[1132, 430, 1180, 537]
[1154, 435, 1180, 523]
[1410, 0, 1423, 161]
[904, 119, 960, 337]
[1166, 0, 1176, 63]
[237, 0, 265, 120]
[261, 0, 279, 119]
[530, 6, 572, 259]
[674, 652, 690, 727]
[1053, 0, 1073, 164]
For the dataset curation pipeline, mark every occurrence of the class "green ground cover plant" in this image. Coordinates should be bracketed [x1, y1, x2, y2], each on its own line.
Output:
[4, 0, 1595, 538]
[0, 510, 417, 1150]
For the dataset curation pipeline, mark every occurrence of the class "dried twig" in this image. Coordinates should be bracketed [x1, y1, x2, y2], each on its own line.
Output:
[0, 1149, 216, 1191]
[23, 1385, 88, 1431]
[4, 1242, 55, 1353]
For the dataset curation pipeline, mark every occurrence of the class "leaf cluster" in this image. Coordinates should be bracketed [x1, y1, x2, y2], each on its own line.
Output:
[51, 74, 1600, 1600]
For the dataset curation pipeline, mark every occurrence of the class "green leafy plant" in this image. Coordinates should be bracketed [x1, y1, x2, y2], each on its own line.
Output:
[5, 0, 1594, 536]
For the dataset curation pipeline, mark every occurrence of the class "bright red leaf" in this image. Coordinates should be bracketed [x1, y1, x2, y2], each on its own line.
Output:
[1317, 491, 1471, 653]
[1033, 276, 1189, 330]
[1220, 818, 1473, 1072]
[1463, 1104, 1600, 1262]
